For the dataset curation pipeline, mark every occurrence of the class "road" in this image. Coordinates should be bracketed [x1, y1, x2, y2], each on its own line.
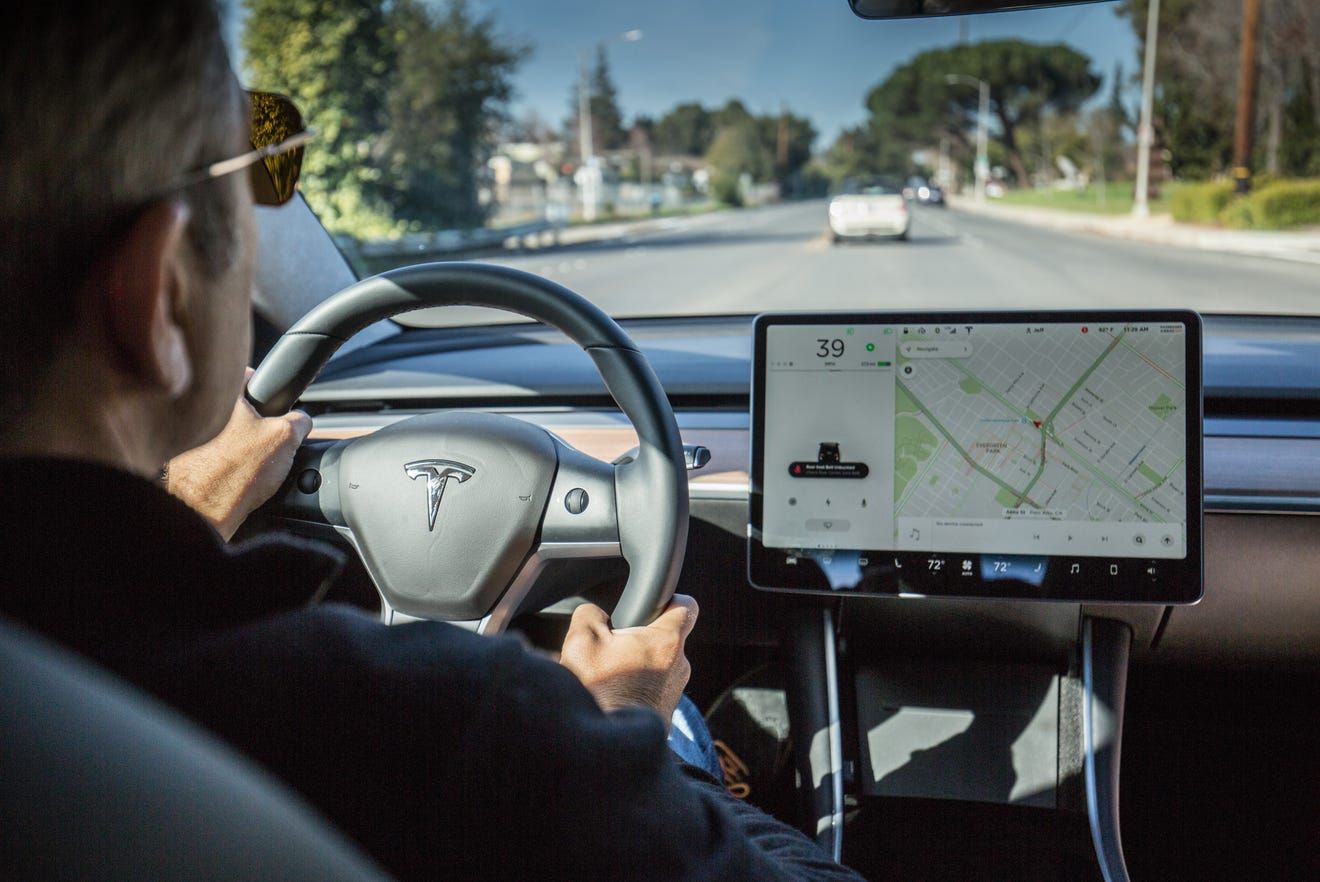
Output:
[403, 199, 1320, 326]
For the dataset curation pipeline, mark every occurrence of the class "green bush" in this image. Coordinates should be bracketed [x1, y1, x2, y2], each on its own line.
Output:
[1250, 171, 1281, 190]
[1170, 180, 1236, 223]
[710, 173, 743, 207]
[1221, 180, 1320, 230]
[1218, 198, 1255, 229]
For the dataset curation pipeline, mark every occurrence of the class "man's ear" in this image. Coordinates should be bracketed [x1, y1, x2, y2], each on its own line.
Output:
[103, 200, 194, 397]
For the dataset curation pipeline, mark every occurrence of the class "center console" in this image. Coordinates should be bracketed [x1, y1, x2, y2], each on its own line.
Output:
[750, 311, 1204, 882]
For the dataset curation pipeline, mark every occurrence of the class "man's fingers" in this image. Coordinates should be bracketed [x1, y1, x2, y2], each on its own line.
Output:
[569, 601, 611, 635]
[282, 409, 313, 445]
[652, 594, 699, 638]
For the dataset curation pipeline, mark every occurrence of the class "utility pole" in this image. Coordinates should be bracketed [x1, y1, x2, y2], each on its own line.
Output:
[776, 104, 789, 175]
[1232, 0, 1262, 193]
[1133, 0, 1160, 218]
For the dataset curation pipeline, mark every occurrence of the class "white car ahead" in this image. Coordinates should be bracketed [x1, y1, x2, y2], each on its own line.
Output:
[829, 177, 910, 242]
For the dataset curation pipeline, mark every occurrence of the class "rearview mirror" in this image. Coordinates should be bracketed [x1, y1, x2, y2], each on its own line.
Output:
[848, 0, 1107, 20]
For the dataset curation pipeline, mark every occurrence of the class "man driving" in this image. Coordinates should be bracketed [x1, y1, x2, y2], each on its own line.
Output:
[0, 3, 861, 879]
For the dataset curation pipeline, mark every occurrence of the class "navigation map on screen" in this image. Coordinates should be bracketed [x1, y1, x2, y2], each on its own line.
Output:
[760, 320, 1190, 560]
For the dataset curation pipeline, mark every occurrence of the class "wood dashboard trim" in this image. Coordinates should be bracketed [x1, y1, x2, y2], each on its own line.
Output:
[311, 424, 752, 487]
[312, 422, 1320, 509]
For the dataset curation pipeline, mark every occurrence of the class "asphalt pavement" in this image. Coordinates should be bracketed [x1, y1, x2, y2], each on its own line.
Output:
[402, 199, 1320, 327]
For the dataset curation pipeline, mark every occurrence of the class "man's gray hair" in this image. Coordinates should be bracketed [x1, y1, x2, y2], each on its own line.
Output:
[0, 0, 243, 408]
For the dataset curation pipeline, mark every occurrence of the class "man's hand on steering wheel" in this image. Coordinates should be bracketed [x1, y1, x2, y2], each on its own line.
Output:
[166, 368, 312, 540]
[560, 595, 698, 728]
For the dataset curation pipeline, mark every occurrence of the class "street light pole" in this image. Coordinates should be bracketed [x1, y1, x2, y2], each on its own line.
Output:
[577, 49, 594, 175]
[946, 74, 989, 203]
[577, 49, 597, 221]
[1133, 0, 1160, 218]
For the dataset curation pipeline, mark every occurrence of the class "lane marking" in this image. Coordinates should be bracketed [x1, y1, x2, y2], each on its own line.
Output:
[805, 231, 831, 253]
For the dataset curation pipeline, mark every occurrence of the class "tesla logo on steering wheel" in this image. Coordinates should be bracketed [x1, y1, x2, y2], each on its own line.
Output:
[404, 460, 476, 531]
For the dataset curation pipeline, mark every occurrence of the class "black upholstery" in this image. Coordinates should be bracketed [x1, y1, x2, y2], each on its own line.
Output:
[0, 618, 391, 881]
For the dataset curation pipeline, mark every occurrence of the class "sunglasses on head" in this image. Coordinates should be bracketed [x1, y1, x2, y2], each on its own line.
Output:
[166, 90, 312, 206]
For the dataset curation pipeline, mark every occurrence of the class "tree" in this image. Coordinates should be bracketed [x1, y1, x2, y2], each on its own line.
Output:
[244, 0, 526, 236]
[505, 110, 556, 144]
[713, 99, 755, 131]
[1018, 110, 1089, 185]
[381, 0, 527, 230]
[1107, 62, 1131, 136]
[590, 46, 627, 150]
[1118, 0, 1235, 180]
[757, 110, 816, 182]
[651, 100, 815, 186]
[1086, 63, 1131, 183]
[819, 125, 913, 184]
[652, 102, 714, 156]
[1118, 0, 1320, 179]
[565, 45, 627, 156]
[857, 39, 1100, 185]
[705, 124, 770, 205]
[1280, 64, 1320, 176]
[244, 0, 397, 235]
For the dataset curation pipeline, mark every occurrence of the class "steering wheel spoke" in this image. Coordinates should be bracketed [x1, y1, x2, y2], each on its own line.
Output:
[260, 439, 349, 527]
[540, 438, 620, 548]
[452, 437, 622, 634]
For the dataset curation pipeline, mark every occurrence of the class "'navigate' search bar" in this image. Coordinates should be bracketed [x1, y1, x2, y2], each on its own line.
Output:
[900, 341, 972, 359]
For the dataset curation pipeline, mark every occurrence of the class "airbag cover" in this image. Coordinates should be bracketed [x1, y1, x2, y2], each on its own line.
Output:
[338, 411, 557, 620]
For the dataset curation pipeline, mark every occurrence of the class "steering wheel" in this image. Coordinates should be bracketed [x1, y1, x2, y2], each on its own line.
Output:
[246, 262, 688, 632]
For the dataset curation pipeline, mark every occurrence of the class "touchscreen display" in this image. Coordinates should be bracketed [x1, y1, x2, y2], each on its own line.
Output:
[750, 312, 1202, 604]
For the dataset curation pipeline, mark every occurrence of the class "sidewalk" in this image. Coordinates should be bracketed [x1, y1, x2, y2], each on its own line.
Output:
[345, 206, 735, 272]
[949, 196, 1320, 266]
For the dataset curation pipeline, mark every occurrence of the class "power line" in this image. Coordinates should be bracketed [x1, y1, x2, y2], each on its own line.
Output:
[1057, 7, 1090, 41]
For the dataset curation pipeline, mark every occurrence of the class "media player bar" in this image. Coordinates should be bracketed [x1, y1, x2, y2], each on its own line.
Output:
[895, 517, 1185, 559]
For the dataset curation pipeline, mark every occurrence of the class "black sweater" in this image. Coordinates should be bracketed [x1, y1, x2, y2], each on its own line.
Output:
[0, 458, 863, 881]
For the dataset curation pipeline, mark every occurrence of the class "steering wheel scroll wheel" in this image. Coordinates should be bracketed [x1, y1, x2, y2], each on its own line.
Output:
[247, 262, 688, 632]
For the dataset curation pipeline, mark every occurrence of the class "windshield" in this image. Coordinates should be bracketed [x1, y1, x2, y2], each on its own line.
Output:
[234, 0, 1320, 327]
[841, 178, 902, 196]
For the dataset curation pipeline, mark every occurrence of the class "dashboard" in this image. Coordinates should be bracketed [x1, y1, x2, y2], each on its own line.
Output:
[301, 313, 1320, 669]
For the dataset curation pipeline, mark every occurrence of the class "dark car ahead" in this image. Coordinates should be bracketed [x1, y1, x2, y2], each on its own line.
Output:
[903, 175, 945, 206]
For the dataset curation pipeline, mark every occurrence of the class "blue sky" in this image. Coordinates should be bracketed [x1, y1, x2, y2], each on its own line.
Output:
[224, 1, 1140, 149]
[475, 0, 1140, 144]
